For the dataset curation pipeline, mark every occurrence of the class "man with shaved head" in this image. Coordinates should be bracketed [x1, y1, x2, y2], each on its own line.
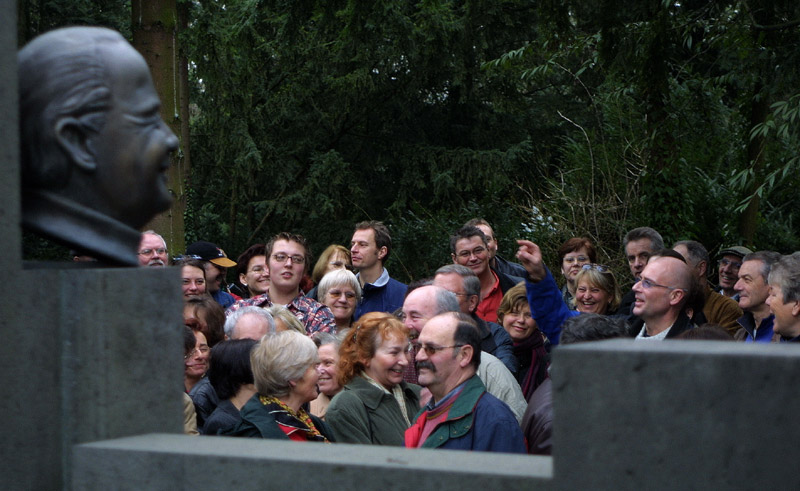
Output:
[630, 254, 695, 339]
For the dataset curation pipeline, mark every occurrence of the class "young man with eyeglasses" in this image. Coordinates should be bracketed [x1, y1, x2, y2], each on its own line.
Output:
[463, 218, 528, 278]
[350, 221, 408, 320]
[451, 225, 522, 323]
[405, 312, 525, 453]
[227, 233, 336, 335]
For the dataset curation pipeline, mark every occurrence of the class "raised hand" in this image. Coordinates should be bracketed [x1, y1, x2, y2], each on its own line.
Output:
[516, 239, 546, 282]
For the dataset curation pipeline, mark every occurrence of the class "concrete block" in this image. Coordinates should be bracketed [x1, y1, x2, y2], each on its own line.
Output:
[552, 339, 800, 489]
[0, 0, 19, 267]
[73, 434, 554, 491]
[0, 267, 184, 490]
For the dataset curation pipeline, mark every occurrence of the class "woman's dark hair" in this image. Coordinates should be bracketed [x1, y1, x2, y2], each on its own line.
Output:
[184, 295, 226, 347]
[183, 326, 197, 356]
[208, 339, 258, 400]
[677, 324, 734, 341]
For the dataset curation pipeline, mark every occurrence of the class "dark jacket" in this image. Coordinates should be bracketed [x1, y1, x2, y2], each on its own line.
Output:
[521, 378, 552, 455]
[736, 311, 776, 343]
[354, 272, 407, 320]
[492, 254, 528, 279]
[221, 394, 335, 441]
[472, 314, 517, 375]
[326, 376, 420, 445]
[202, 399, 241, 435]
[405, 375, 526, 453]
[628, 311, 695, 339]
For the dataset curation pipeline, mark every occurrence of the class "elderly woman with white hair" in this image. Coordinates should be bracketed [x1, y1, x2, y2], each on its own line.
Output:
[318, 269, 362, 331]
[221, 330, 335, 442]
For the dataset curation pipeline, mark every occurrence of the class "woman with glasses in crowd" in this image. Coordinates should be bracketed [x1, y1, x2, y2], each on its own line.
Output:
[318, 269, 362, 331]
[557, 238, 597, 308]
[516, 239, 622, 346]
[221, 330, 335, 442]
[306, 245, 352, 300]
[326, 312, 420, 445]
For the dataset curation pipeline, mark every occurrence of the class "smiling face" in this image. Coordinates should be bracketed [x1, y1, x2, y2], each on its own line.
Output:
[181, 265, 206, 299]
[734, 260, 769, 312]
[501, 301, 537, 342]
[90, 43, 179, 228]
[322, 283, 357, 326]
[452, 236, 489, 277]
[316, 344, 341, 397]
[561, 247, 591, 284]
[363, 333, 409, 390]
[267, 239, 306, 294]
[766, 280, 800, 338]
[241, 255, 269, 297]
[401, 286, 440, 339]
[719, 254, 743, 291]
[415, 315, 469, 401]
[291, 363, 321, 405]
[575, 279, 613, 314]
[631, 257, 683, 321]
[184, 331, 209, 381]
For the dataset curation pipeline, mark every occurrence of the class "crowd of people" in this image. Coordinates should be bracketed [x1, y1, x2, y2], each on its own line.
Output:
[138, 219, 800, 454]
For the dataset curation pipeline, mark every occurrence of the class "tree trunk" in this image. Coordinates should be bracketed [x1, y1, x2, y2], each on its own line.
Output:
[738, 82, 768, 244]
[131, 0, 189, 256]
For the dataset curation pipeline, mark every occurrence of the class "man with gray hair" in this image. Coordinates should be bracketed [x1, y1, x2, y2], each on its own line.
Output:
[673, 240, 742, 335]
[400, 285, 527, 422]
[733, 251, 782, 343]
[617, 227, 665, 315]
[137, 230, 168, 267]
[432, 264, 516, 374]
[765, 253, 800, 343]
[224, 306, 276, 340]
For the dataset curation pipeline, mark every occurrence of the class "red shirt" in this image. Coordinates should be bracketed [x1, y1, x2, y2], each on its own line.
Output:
[476, 270, 502, 323]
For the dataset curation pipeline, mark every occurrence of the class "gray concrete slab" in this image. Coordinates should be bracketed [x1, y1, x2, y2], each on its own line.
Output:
[0, 0, 19, 265]
[1, 267, 184, 490]
[552, 339, 800, 489]
[73, 434, 554, 491]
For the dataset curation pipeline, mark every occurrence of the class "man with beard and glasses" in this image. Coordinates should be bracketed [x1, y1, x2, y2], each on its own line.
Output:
[137, 230, 168, 267]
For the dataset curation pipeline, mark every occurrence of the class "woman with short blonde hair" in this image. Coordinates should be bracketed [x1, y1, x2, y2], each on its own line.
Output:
[221, 331, 334, 442]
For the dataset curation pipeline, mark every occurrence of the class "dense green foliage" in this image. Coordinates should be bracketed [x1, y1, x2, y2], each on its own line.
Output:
[185, 0, 549, 279]
[17, 1, 800, 283]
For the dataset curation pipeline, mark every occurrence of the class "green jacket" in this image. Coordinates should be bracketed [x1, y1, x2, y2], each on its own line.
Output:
[220, 394, 335, 442]
[326, 376, 421, 445]
[405, 374, 525, 452]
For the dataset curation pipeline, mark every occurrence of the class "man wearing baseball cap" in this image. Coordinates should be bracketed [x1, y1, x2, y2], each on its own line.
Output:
[185, 241, 238, 308]
[717, 246, 752, 300]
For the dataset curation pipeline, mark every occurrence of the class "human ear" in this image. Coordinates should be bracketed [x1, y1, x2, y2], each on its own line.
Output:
[54, 117, 97, 172]
[378, 246, 388, 261]
[459, 345, 474, 368]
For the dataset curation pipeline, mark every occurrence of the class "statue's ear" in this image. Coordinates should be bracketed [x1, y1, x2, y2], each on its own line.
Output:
[54, 117, 97, 172]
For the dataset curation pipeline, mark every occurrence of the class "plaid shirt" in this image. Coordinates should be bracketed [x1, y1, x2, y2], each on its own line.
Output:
[226, 292, 337, 335]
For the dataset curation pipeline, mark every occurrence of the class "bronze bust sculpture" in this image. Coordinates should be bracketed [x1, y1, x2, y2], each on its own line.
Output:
[18, 27, 178, 266]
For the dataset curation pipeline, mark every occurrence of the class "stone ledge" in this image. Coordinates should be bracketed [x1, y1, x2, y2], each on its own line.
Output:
[73, 433, 553, 491]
